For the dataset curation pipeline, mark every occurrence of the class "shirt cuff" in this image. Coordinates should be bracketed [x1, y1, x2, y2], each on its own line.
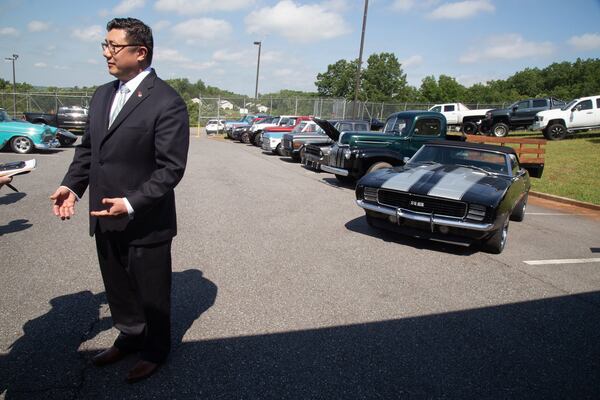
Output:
[123, 197, 135, 219]
[59, 185, 80, 201]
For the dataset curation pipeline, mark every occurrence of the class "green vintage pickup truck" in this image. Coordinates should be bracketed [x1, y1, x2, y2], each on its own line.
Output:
[317, 111, 465, 182]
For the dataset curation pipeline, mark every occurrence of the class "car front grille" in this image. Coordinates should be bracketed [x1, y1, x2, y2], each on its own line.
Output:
[377, 189, 467, 219]
[305, 145, 321, 156]
[328, 146, 345, 168]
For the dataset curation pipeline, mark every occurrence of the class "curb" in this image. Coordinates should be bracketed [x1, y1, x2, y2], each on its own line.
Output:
[530, 191, 600, 211]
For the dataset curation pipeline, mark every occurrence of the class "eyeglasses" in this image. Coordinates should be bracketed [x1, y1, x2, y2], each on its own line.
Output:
[101, 41, 143, 55]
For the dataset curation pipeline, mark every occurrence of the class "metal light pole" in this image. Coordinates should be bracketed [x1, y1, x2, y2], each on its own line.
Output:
[253, 41, 261, 103]
[5, 54, 18, 117]
[353, 0, 368, 118]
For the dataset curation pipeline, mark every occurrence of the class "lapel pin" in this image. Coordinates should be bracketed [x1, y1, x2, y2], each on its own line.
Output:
[137, 90, 142, 97]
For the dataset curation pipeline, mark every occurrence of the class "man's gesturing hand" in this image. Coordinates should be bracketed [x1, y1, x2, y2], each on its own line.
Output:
[90, 198, 128, 217]
[50, 187, 77, 220]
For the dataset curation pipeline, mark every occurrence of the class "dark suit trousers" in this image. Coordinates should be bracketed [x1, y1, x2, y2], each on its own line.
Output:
[94, 227, 172, 364]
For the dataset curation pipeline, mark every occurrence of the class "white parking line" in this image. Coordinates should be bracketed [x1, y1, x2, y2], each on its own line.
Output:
[523, 258, 600, 266]
[527, 213, 590, 216]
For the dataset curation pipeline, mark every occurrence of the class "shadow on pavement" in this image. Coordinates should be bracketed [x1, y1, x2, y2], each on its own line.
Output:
[2, 270, 599, 399]
[0, 192, 26, 205]
[0, 219, 32, 236]
[345, 216, 478, 256]
[0, 269, 217, 399]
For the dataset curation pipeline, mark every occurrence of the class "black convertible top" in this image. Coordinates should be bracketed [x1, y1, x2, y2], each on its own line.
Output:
[428, 140, 517, 155]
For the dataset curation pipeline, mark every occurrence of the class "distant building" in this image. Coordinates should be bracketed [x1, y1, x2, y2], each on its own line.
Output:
[219, 100, 234, 110]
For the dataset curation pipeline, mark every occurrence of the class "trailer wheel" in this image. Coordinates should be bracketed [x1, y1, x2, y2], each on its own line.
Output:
[461, 121, 478, 135]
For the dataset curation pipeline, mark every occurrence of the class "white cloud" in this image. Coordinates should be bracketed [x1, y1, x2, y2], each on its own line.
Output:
[87, 58, 99, 65]
[34, 62, 47, 68]
[181, 61, 216, 70]
[568, 33, 600, 51]
[245, 0, 350, 43]
[73, 25, 104, 42]
[212, 49, 249, 62]
[155, 0, 253, 14]
[171, 18, 232, 43]
[28, 21, 50, 32]
[154, 48, 191, 63]
[429, 0, 494, 19]
[391, 0, 416, 11]
[114, 0, 146, 14]
[153, 20, 171, 31]
[459, 34, 555, 63]
[401, 55, 423, 68]
[321, 0, 349, 12]
[0, 27, 19, 36]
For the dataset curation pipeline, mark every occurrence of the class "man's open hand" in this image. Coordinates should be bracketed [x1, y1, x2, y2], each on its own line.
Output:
[50, 186, 77, 220]
[90, 198, 128, 217]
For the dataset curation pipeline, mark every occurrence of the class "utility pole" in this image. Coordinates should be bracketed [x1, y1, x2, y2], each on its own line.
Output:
[253, 41, 262, 103]
[5, 54, 18, 117]
[353, 0, 368, 118]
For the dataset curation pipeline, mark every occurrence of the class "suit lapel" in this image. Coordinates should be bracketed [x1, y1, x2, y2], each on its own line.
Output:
[101, 71, 156, 146]
[101, 81, 119, 136]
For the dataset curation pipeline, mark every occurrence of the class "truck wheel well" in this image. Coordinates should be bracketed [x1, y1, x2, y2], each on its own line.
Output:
[362, 157, 400, 172]
[547, 119, 566, 127]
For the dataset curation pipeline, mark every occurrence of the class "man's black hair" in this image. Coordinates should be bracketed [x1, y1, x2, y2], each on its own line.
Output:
[106, 18, 153, 65]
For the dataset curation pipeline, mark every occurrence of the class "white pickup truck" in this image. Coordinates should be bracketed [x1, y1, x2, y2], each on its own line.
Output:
[532, 95, 600, 140]
[428, 103, 492, 134]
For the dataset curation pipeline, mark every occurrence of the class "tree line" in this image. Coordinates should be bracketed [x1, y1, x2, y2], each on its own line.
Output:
[315, 55, 600, 104]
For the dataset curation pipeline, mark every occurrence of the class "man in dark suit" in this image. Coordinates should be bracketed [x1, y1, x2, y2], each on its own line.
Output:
[50, 18, 189, 383]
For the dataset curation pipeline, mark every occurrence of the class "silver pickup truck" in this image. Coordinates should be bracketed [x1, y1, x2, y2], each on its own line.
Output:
[298, 120, 371, 169]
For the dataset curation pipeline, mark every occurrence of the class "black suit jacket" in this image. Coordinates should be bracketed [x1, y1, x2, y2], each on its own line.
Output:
[62, 70, 189, 245]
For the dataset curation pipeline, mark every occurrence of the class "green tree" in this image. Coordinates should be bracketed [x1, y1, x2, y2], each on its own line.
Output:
[315, 59, 358, 98]
[361, 52, 409, 101]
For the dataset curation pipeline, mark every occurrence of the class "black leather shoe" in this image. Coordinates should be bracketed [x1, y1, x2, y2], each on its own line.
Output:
[126, 360, 160, 383]
[92, 346, 127, 366]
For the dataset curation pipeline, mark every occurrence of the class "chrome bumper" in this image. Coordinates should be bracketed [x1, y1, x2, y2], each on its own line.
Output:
[356, 200, 495, 232]
[321, 164, 349, 176]
[35, 138, 60, 150]
[531, 121, 545, 131]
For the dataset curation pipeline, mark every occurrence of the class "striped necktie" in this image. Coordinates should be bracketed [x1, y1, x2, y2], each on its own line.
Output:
[109, 84, 130, 128]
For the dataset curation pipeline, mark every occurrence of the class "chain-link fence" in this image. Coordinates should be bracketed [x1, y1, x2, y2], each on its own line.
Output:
[0, 92, 91, 118]
[193, 96, 508, 126]
[0, 91, 508, 125]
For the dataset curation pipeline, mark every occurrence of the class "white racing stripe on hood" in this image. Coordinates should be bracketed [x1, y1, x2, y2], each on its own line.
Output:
[380, 164, 439, 192]
[427, 167, 486, 200]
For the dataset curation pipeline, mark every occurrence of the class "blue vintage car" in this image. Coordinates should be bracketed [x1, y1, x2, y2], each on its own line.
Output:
[0, 108, 60, 153]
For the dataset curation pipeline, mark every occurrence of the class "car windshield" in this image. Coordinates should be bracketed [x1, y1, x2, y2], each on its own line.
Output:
[561, 99, 578, 111]
[0, 110, 11, 122]
[384, 117, 410, 136]
[409, 145, 509, 174]
[292, 122, 307, 133]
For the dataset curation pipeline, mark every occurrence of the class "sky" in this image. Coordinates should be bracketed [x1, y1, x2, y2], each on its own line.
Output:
[1, 0, 599, 96]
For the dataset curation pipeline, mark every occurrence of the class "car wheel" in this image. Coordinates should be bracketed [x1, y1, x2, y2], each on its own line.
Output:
[461, 121, 478, 135]
[491, 122, 509, 137]
[241, 132, 249, 143]
[366, 161, 393, 175]
[482, 217, 509, 254]
[545, 123, 567, 140]
[58, 136, 76, 146]
[253, 133, 262, 146]
[510, 193, 527, 222]
[10, 136, 34, 154]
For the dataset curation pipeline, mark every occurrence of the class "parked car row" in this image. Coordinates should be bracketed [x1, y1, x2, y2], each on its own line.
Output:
[1, 108, 78, 153]
[224, 110, 544, 254]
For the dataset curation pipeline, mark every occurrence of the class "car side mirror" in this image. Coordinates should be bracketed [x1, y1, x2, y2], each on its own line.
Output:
[403, 157, 411, 164]
[512, 105, 518, 111]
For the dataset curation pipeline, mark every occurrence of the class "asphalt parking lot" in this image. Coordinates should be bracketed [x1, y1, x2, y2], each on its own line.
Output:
[1, 133, 600, 399]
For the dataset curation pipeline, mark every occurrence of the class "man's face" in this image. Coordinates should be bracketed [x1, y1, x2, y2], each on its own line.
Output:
[102, 29, 146, 81]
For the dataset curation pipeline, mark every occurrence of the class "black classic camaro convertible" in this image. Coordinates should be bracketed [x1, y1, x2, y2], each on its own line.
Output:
[355, 141, 544, 253]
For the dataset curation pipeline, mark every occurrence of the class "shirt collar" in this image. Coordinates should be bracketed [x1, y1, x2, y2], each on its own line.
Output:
[119, 66, 153, 93]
